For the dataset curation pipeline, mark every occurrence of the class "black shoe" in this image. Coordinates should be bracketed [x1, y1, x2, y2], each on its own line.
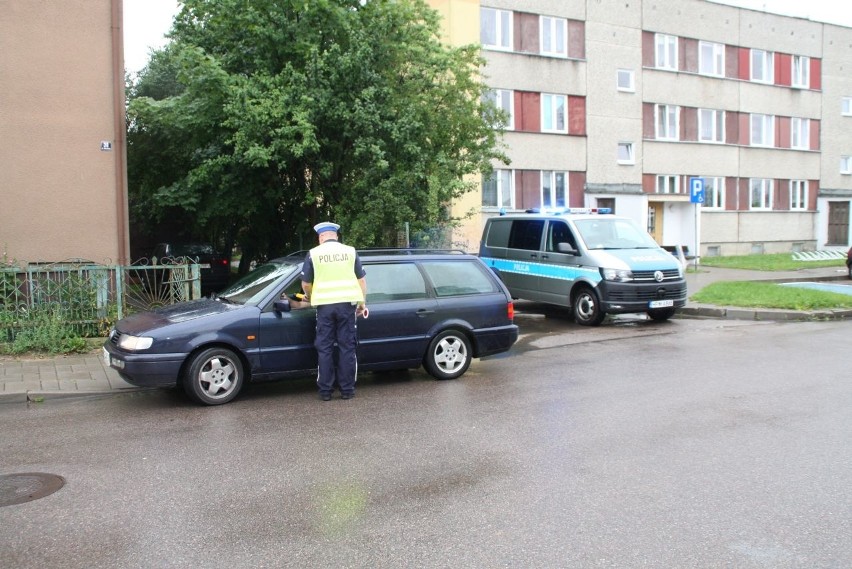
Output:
[320, 392, 332, 401]
[341, 392, 355, 400]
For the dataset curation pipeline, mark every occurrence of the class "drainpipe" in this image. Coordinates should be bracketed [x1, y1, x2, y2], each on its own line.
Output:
[111, 0, 129, 265]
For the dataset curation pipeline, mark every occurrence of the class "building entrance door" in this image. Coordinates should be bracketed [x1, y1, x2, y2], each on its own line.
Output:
[647, 202, 664, 244]
[827, 201, 849, 245]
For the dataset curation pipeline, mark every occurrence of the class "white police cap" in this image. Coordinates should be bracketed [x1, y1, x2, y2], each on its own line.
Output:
[313, 221, 340, 234]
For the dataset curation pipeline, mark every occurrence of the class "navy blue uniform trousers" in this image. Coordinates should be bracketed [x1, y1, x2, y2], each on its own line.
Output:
[314, 302, 358, 395]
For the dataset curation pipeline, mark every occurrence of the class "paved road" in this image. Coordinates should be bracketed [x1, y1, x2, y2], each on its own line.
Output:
[2, 316, 850, 568]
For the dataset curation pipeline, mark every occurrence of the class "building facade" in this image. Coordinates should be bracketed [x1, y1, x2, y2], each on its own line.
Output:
[429, 0, 852, 257]
[0, 0, 129, 265]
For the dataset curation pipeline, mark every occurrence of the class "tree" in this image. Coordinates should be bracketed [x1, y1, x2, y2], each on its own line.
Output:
[127, 0, 507, 270]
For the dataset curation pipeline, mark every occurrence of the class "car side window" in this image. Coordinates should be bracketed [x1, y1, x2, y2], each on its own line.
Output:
[365, 263, 428, 303]
[420, 261, 498, 297]
[507, 220, 544, 251]
[546, 221, 577, 252]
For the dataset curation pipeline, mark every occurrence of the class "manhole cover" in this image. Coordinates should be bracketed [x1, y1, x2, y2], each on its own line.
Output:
[0, 473, 65, 507]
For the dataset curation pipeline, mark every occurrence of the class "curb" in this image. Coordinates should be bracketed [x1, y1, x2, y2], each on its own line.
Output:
[0, 387, 147, 404]
[679, 305, 852, 321]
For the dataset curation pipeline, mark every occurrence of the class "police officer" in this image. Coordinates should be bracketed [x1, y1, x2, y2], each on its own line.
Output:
[301, 222, 367, 401]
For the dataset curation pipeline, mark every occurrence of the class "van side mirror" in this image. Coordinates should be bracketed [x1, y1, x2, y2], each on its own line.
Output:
[273, 299, 291, 313]
[557, 242, 579, 255]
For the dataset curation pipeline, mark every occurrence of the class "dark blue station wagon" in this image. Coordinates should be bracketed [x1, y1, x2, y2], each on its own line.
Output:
[104, 250, 519, 405]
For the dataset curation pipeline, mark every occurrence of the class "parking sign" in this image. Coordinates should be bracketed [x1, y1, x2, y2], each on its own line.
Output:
[689, 177, 705, 204]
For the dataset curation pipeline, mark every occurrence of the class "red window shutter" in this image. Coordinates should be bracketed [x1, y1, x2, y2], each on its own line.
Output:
[568, 20, 585, 59]
[776, 53, 791, 86]
[568, 172, 585, 208]
[643, 103, 655, 139]
[642, 31, 655, 68]
[682, 38, 698, 73]
[642, 174, 656, 194]
[725, 45, 738, 78]
[738, 113, 750, 145]
[516, 12, 539, 54]
[810, 119, 820, 150]
[738, 48, 750, 80]
[810, 58, 822, 90]
[568, 96, 586, 135]
[681, 107, 697, 141]
[777, 116, 791, 148]
[516, 91, 541, 132]
[725, 111, 739, 145]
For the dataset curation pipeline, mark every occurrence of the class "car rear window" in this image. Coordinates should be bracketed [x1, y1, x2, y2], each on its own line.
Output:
[365, 263, 429, 302]
[420, 261, 498, 297]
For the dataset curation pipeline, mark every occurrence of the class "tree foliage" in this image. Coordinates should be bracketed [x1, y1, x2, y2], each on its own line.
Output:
[127, 0, 507, 268]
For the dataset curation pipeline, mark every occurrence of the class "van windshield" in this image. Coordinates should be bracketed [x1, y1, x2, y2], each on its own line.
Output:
[574, 218, 660, 250]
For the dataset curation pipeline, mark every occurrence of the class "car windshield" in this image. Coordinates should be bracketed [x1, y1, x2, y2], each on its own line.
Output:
[574, 218, 660, 250]
[218, 261, 300, 305]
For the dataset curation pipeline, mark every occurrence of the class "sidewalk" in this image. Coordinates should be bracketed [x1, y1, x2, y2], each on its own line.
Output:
[2, 264, 850, 404]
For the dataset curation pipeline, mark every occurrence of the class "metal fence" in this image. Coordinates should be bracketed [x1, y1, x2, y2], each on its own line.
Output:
[0, 259, 201, 341]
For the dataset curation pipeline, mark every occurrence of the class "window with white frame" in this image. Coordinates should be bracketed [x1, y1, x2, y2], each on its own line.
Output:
[541, 94, 567, 133]
[617, 69, 635, 92]
[702, 177, 725, 209]
[792, 55, 810, 88]
[483, 89, 514, 130]
[482, 169, 514, 209]
[791, 117, 810, 149]
[750, 113, 775, 147]
[541, 171, 567, 208]
[750, 49, 774, 83]
[540, 16, 567, 57]
[655, 104, 679, 140]
[655, 34, 678, 70]
[842, 156, 852, 174]
[656, 175, 680, 194]
[789, 180, 807, 210]
[843, 97, 852, 116]
[699, 108, 725, 143]
[481, 8, 512, 50]
[699, 41, 725, 77]
[749, 178, 773, 209]
[617, 142, 634, 165]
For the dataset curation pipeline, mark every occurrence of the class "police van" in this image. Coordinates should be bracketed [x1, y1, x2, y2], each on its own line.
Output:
[478, 209, 687, 325]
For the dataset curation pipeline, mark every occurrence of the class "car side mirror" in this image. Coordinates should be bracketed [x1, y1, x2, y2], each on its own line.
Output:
[273, 299, 291, 313]
[557, 242, 579, 255]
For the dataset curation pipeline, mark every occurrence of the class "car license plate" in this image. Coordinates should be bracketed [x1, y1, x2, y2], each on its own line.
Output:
[200, 263, 211, 269]
[648, 299, 674, 308]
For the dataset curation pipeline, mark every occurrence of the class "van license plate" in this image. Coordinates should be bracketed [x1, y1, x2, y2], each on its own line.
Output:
[649, 299, 674, 308]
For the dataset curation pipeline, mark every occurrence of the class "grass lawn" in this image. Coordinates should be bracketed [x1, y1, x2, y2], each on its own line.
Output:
[699, 253, 845, 271]
[691, 281, 852, 311]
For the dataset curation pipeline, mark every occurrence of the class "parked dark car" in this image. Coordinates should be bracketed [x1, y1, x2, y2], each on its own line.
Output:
[104, 250, 519, 405]
[152, 242, 231, 294]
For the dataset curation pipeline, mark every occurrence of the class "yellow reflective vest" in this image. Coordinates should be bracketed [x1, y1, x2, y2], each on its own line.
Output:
[308, 241, 364, 305]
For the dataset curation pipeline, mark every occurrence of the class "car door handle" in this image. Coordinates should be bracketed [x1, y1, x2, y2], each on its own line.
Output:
[416, 309, 435, 316]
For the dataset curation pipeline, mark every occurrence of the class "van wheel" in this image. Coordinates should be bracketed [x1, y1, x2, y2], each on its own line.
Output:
[184, 347, 244, 405]
[424, 330, 471, 380]
[572, 286, 605, 326]
[647, 307, 677, 321]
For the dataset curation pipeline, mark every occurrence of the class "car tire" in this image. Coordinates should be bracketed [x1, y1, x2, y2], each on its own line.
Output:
[647, 307, 677, 321]
[423, 330, 472, 380]
[183, 347, 245, 405]
[848, 264, 852, 280]
[572, 286, 605, 326]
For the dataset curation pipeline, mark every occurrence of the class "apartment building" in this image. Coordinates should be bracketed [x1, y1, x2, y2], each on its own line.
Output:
[429, 0, 852, 257]
[0, 0, 129, 265]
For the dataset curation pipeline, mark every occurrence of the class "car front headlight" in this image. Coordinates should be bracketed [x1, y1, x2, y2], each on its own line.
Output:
[117, 334, 154, 351]
[601, 268, 634, 282]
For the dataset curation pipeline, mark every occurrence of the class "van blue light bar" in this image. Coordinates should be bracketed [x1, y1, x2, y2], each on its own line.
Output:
[524, 207, 613, 215]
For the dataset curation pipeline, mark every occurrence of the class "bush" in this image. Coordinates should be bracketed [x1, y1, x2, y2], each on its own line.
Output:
[1, 305, 89, 355]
